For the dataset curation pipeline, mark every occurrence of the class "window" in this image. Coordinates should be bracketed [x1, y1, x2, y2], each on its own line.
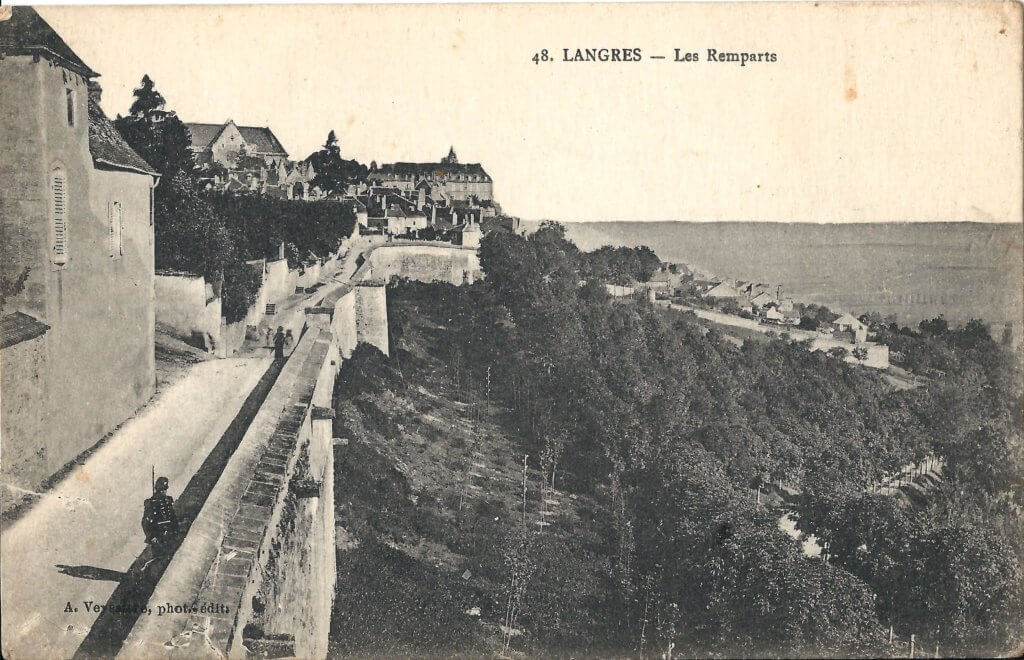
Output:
[108, 201, 123, 258]
[65, 88, 74, 126]
[51, 167, 68, 265]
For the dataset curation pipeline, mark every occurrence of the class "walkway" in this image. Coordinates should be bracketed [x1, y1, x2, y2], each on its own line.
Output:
[0, 257, 351, 659]
[0, 355, 272, 658]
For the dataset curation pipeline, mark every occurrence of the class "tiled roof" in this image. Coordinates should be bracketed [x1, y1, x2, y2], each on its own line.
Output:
[185, 122, 289, 156]
[0, 7, 97, 77]
[184, 122, 226, 149]
[88, 99, 159, 176]
[372, 161, 491, 181]
[237, 126, 287, 155]
[1, 312, 50, 349]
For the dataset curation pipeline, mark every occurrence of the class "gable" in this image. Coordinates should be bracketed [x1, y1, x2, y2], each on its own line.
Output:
[210, 122, 245, 154]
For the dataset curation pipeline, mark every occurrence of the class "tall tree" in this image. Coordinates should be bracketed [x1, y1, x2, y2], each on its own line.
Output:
[307, 130, 368, 197]
[115, 74, 194, 178]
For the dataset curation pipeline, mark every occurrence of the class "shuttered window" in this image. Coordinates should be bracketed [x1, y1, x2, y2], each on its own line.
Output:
[51, 168, 68, 265]
[108, 201, 123, 258]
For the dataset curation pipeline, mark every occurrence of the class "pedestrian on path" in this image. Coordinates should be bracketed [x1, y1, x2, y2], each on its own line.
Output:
[274, 326, 286, 360]
[284, 328, 294, 352]
[264, 325, 273, 347]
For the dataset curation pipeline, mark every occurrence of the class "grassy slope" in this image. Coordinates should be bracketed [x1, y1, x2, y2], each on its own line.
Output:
[329, 295, 620, 658]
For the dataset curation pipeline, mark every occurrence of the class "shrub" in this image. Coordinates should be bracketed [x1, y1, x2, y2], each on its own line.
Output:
[221, 259, 263, 324]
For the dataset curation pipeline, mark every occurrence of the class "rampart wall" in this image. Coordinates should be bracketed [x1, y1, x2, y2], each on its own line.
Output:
[124, 241, 477, 658]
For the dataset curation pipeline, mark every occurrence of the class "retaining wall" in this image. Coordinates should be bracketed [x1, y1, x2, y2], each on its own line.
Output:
[155, 272, 222, 351]
[124, 241, 477, 658]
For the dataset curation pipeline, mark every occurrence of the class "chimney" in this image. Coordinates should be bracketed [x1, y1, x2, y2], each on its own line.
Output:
[87, 80, 102, 105]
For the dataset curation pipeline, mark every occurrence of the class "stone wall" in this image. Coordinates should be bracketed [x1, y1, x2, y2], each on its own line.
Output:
[120, 320, 340, 659]
[354, 281, 389, 357]
[155, 272, 222, 351]
[355, 243, 481, 286]
[265, 258, 297, 305]
[123, 241, 476, 657]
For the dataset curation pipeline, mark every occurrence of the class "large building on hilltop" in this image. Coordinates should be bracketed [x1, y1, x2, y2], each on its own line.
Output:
[185, 119, 289, 168]
[366, 147, 493, 203]
[0, 7, 159, 491]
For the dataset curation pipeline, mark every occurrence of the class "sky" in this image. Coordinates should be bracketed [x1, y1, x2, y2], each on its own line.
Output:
[38, 3, 1023, 223]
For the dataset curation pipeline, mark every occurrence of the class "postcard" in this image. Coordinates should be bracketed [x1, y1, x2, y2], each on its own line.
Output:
[1, 2, 1022, 658]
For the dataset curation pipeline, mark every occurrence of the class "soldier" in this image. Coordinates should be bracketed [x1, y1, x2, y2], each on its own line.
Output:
[142, 476, 179, 551]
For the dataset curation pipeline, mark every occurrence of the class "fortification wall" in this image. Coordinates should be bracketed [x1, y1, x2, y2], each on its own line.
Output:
[154, 272, 222, 351]
[355, 281, 389, 356]
[356, 243, 481, 285]
[265, 259, 297, 304]
[125, 242, 477, 658]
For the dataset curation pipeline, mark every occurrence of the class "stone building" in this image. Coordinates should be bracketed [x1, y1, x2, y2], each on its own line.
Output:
[366, 147, 494, 202]
[186, 119, 322, 199]
[0, 7, 159, 490]
[185, 119, 289, 169]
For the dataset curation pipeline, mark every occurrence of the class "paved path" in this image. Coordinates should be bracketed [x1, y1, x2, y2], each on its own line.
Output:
[0, 247, 363, 659]
[0, 355, 272, 659]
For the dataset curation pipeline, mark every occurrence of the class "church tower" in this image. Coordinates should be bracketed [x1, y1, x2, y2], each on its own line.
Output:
[442, 146, 458, 165]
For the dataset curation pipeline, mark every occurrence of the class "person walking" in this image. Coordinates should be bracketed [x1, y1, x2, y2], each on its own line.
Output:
[273, 326, 286, 360]
[284, 328, 294, 352]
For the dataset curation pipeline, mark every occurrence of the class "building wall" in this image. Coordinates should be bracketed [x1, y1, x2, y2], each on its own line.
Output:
[0, 54, 156, 489]
[209, 121, 245, 166]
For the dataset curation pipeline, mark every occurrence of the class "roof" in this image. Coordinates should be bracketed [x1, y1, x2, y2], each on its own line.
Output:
[371, 161, 491, 181]
[0, 7, 97, 78]
[1, 312, 50, 350]
[239, 126, 287, 154]
[88, 99, 159, 177]
[184, 122, 226, 149]
[184, 121, 288, 155]
[833, 312, 866, 328]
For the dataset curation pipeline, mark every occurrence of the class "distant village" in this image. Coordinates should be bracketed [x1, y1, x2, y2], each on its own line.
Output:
[626, 263, 892, 368]
[186, 119, 513, 246]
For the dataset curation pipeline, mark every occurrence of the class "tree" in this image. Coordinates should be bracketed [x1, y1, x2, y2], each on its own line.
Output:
[307, 130, 368, 197]
[919, 315, 950, 338]
[128, 74, 165, 115]
[115, 75, 194, 178]
[851, 346, 869, 363]
[798, 316, 820, 331]
[827, 346, 849, 361]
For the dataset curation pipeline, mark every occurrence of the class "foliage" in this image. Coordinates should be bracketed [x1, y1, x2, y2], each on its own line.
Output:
[306, 130, 368, 197]
[114, 75, 195, 178]
[116, 75, 262, 318]
[152, 171, 233, 279]
[582, 244, 661, 284]
[221, 260, 263, 324]
[207, 192, 356, 266]
[0, 266, 30, 310]
[421, 222, 1023, 655]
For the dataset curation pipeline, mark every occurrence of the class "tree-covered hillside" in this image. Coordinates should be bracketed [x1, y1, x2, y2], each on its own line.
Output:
[331, 221, 1022, 657]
